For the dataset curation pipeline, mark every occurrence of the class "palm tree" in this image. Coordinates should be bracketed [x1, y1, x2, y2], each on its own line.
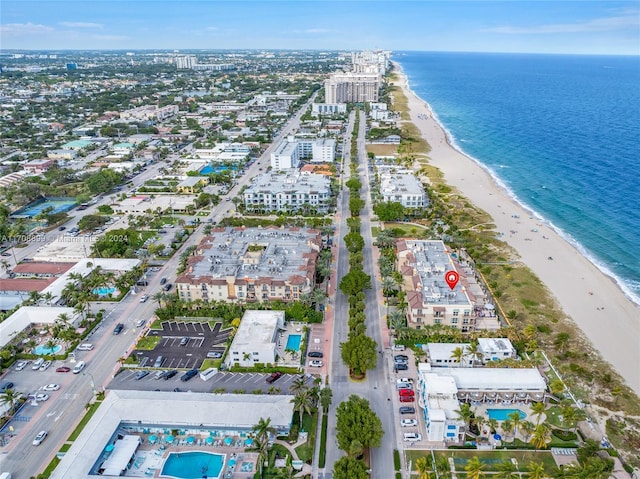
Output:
[530, 423, 551, 450]
[520, 420, 535, 443]
[525, 461, 546, 479]
[455, 403, 475, 434]
[464, 457, 486, 479]
[319, 386, 333, 413]
[291, 389, 314, 428]
[252, 417, 276, 444]
[28, 290, 42, 305]
[0, 388, 21, 416]
[416, 456, 431, 479]
[289, 376, 308, 395]
[495, 460, 518, 479]
[530, 402, 546, 425]
[508, 411, 523, 440]
[274, 465, 296, 479]
[250, 437, 269, 479]
[501, 419, 514, 441]
[465, 342, 484, 367]
[42, 291, 55, 306]
[487, 417, 499, 434]
[388, 309, 406, 333]
[382, 276, 398, 302]
[475, 415, 486, 435]
[450, 346, 467, 367]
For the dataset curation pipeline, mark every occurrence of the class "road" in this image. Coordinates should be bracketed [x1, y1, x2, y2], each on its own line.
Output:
[0, 95, 316, 479]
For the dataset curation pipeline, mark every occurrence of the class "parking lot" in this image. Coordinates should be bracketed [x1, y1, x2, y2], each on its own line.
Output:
[135, 320, 230, 370]
[107, 370, 316, 394]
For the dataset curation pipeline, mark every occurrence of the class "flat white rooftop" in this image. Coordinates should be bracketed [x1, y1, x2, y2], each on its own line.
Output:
[232, 310, 284, 349]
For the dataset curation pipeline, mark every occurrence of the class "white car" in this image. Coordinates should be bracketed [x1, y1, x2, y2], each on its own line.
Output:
[401, 419, 418, 427]
[15, 360, 29, 371]
[397, 378, 413, 384]
[139, 295, 149, 303]
[309, 360, 323, 367]
[42, 384, 60, 391]
[397, 383, 413, 390]
[39, 360, 52, 371]
[32, 430, 48, 446]
[35, 393, 49, 402]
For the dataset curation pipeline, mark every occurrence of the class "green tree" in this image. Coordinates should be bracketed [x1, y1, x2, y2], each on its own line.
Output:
[495, 460, 518, 479]
[319, 387, 333, 412]
[251, 417, 276, 444]
[525, 461, 546, 479]
[339, 269, 371, 296]
[335, 395, 384, 453]
[465, 457, 486, 479]
[416, 457, 432, 479]
[332, 456, 368, 479]
[530, 402, 547, 425]
[450, 346, 467, 366]
[373, 201, 405, 221]
[340, 333, 378, 376]
[508, 411, 523, 439]
[530, 423, 551, 450]
[291, 388, 314, 427]
[0, 388, 21, 416]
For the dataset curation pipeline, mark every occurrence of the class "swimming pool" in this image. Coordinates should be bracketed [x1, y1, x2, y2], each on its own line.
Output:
[161, 451, 225, 479]
[33, 344, 62, 355]
[285, 334, 302, 351]
[92, 287, 116, 296]
[486, 408, 527, 421]
[200, 164, 237, 175]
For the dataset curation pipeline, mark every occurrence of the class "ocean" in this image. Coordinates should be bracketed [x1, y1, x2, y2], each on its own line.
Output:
[396, 51, 640, 305]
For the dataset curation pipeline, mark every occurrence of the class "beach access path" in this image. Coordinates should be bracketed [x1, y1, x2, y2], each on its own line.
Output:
[393, 66, 640, 396]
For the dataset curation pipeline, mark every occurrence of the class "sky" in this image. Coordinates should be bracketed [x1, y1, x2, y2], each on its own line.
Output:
[1, 1, 639, 55]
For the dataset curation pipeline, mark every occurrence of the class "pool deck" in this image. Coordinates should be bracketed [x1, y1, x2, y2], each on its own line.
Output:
[124, 437, 257, 478]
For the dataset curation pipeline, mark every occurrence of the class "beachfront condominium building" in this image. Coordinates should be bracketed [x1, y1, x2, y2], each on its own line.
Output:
[396, 240, 480, 331]
[311, 103, 347, 116]
[324, 72, 381, 103]
[377, 166, 429, 209]
[351, 50, 391, 75]
[225, 310, 284, 368]
[175, 226, 321, 304]
[425, 338, 517, 367]
[416, 363, 547, 442]
[243, 170, 332, 214]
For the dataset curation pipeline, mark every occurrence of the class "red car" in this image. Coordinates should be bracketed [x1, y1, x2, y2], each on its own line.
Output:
[399, 395, 415, 403]
[398, 388, 415, 397]
[56, 366, 71, 373]
[266, 372, 282, 384]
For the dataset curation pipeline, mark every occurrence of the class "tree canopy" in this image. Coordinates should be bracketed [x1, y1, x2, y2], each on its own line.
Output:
[332, 456, 369, 479]
[335, 394, 384, 452]
[340, 333, 378, 376]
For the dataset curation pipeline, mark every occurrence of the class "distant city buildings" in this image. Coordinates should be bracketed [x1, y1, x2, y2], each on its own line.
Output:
[120, 104, 178, 122]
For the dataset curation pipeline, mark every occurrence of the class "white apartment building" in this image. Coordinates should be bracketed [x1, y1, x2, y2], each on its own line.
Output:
[477, 338, 517, 362]
[120, 104, 178, 122]
[226, 310, 285, 368]
[378, 167, 428, 209]
[270, 137, 335, 169]
[311, 103, 347, 116]
[418, 370, 466, 442]
[396, 240, 479, 331]
[325, 73, 381, 103]
[243, 170, 331, 213]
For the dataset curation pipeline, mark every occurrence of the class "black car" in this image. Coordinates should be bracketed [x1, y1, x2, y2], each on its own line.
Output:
[265, 372, 282, 383]
[399, 406, 416, 415]
[163, 283, 172, 291]
[163, 370, 178, 380]
[0, 381, 14, 393]
[307, 351, 323, 358]
[395, 364, 409, 371]
[159, 277, 167, 285]
[113, 323, 124, 335]
[394, 355, 409, 361]
[180, 369, 198, 382]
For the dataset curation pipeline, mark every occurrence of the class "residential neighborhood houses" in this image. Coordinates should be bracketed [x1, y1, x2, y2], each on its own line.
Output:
[0, 48, 630, 479]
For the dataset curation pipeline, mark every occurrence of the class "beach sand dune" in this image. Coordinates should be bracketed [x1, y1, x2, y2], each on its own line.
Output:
[394, 68, 640, 396]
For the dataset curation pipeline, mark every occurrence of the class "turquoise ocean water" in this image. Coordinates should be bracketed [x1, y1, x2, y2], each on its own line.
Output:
[396, 52, 640, 305]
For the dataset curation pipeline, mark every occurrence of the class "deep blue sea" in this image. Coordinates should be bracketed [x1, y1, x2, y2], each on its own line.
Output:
[396, 51, 640, 304]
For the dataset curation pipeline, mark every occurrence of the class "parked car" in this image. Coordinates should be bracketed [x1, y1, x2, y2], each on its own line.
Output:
[398, 389, 414, 397]
[0, 382, 14, 393]
[180, 369, 198, 382]
[32, 358, 45, 370]
[163, 370, 178, 380]
[42, 384, 60, 391]
[39, 360, 52, 371]
[179, 337, 189, 346]
[392, 344, 406, 351]
[397, 378, 413, 385]
[265, 372, 282, 384]
[56, 366, 71, 373]
[309, 360, 323, 367]
[397, 383, 413, 390]
[399, 395, 415, 403]
[401, 419, 418, 427]
[206, 351, 223, 359]
[32, 431, 48, 446]
[399, 406, 416, 415]
[135, 371, 150, 380]
[394, 355, 409, 362]
[395, 364, 409, 371]
[307, 351, 323, 358]
[14, 360, 29, 371]
[113, 323, 124, 335]
[403, 432, 421, 442]
[154, 370, 166, 380]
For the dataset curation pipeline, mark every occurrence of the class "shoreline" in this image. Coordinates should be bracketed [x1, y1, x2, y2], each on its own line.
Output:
[392, 63, 640, 396]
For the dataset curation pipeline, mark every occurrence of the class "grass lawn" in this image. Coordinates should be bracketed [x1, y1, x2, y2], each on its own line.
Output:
[406, 449, 557, 473]
[366, 144, 399, 156]
[295, 412, 318, 463]
[384, 222, 429, 236]
[135, 335, 161, 350]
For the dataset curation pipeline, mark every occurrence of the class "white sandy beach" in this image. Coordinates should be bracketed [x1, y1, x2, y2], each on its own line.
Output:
[394, 67, 640, 397]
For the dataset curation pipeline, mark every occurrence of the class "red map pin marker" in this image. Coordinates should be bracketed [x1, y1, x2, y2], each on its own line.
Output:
[445, 270, 459, 290]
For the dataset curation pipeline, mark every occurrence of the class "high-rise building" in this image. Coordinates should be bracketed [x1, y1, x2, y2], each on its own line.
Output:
[324, 73, 380, 103]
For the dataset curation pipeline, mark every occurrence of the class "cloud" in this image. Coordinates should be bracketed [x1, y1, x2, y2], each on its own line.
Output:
[293, 28, 332, 34]
[205, 26, 218, 31]
[0, 22, 53, 36]
[91, 34, 128, 41]
[59, 21, 103, 29]
[482, 12, 639, 34]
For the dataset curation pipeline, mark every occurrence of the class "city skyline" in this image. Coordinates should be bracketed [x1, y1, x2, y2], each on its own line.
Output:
[1, 0, 639, 55]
